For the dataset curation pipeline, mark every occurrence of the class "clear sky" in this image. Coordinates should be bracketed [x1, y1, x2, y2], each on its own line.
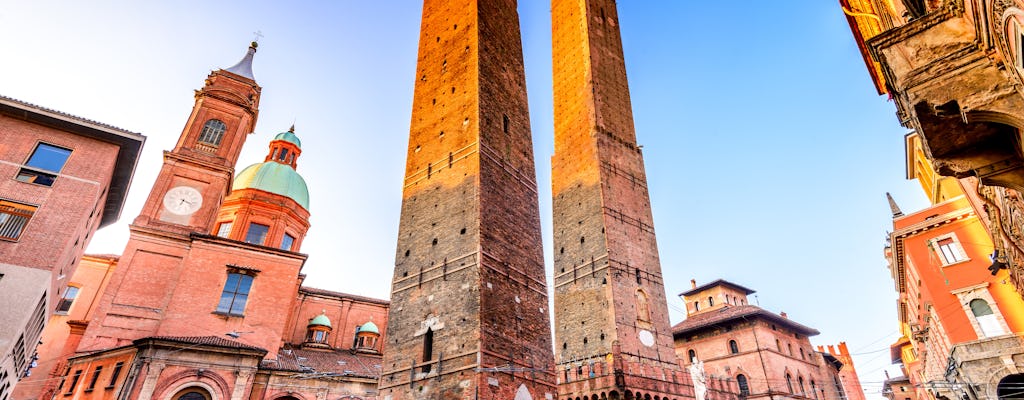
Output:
[0, 2, 932, 398]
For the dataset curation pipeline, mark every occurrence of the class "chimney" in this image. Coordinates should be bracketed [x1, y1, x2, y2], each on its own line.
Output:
[690, 279, 697, 289]
[780, 311, 788, 319]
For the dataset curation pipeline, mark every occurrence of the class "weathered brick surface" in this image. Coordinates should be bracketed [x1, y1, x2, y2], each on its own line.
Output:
[551, 1, 699, 399]
[379, 1, 556, 399]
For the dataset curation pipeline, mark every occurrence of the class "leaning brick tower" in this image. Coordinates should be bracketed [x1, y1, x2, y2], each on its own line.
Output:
[551, 1, 693, 399]
[378, 1, 557, 399]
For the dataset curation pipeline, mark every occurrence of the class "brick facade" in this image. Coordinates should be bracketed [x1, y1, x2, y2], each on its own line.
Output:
[551, 2, 710, 400]
[378, 1, 556, 399]
[0, 96, 144, 397]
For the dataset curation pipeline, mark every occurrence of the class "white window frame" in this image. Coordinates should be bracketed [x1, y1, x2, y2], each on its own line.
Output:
[953, 283, 1010, 339]
[929, 233, 969, 266]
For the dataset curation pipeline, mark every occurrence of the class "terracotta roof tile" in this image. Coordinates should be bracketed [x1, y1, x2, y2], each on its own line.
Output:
[299, 286, 390, 305]
[138, 335, 266, 352]
[263, 346, 383, 379]
[671, 305, 819, 336]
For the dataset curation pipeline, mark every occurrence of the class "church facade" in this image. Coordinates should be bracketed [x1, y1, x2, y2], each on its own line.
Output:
[12, 44, 388, 400]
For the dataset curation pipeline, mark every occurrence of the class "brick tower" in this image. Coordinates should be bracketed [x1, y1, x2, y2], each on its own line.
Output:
[551, 2, 690, 399]
[77, 43, 267, 351]
[378, 1, 556, 399]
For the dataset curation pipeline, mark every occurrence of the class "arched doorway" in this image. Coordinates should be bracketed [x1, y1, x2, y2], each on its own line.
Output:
[998, 374, 1024, 399]
[173, 387, 212, 400]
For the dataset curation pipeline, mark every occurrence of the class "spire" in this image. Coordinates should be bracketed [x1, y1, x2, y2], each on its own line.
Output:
[224, 42, 257, 80]
[886, 192, 904, 217]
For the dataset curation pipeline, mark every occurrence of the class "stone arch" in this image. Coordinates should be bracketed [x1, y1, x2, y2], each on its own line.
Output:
[644, 394, 652, 400]
[267, 392, 311, 400]
[609, 390, 620, 400]
[154, 369, 231, 400]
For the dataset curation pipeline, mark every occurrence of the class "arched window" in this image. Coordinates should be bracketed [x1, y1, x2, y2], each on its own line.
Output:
[736, 374, 749, 397]
[694, 301, 699, 311]
[636, 290, 651, 322]
[969, 298, 1006, 337]
[810, 380, 818, 400]
[197, 119, 227, 146]
[708, 296, 714, 306]
[800, 347, 805, 360]
[785, 373, 794, 394]
[798, 376, 805, 395]
[687, 349, 697, 363]
[728, 340, 739, 354]
[173, 388, 210, 400]
[775, 339, 781, 351]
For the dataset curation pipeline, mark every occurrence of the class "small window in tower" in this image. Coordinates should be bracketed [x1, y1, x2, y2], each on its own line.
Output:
[635, 268, 641, 284]
[687, 349, 697, 363]
[216, 222, 233, 238]
[694, 301, 699, 311]
[245, 223, 270, 245]
[422, 328, 434, 373]
[729, 340, 739, 354]
[278, 148, 290, 163]
[281, 233, 295, 250]
[708, 296, 714, 307]
[55, 285, 80, 314]
[216, 272, 254, 316]
[17, 142, 72, 187]
[503, 114, 510, 134]
[198, 119, 227, 146]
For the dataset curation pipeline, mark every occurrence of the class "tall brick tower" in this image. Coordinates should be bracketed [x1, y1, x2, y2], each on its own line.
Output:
[378, 1, 556, 399]
[551, 2, 690, 399]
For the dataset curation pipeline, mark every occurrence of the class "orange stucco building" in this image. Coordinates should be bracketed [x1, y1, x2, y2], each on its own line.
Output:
[884, 133, 1024, 399]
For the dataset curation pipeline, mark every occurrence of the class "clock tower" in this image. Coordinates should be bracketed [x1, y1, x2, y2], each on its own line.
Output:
[134, 42, 261, 233]
[77, 43, 268, 351]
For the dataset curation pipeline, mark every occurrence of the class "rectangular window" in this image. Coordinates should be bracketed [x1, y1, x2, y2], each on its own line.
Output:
[106, 362, 123, 389]
[244, 223, 269, 245]
[216, 272, 254, 316]
[55, 286, 80, 314]
[65, 369, 82, 395]
[216, 222, 233, 238]
[85, 366, 102, 391]
[933, 235, 968, 265]
[0, 199, 36, 241]
[17, 143, 72, 187]
[280, 233, 295, 250]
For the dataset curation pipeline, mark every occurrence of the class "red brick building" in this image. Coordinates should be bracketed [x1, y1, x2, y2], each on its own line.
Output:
[672, 280, 864, 400]
[15, 43, 390, 400]
[0, 95, 144, 397]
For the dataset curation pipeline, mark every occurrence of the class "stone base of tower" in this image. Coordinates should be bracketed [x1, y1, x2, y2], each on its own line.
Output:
[556, 353, 739, 400]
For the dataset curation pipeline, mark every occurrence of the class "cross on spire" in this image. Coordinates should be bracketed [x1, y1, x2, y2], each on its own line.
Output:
[252, 30, 264, 44]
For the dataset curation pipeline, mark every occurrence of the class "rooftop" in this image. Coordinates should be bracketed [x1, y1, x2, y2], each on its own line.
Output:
[263, 346, 382, 379]
[671, 304, 820, 337]
[679, 279, 756, 297]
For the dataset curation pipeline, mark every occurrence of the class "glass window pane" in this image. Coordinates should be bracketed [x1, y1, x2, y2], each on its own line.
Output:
[245, 223, 269, 245]
[216, 292, 233, 313]
[26, 143, 72, 172]
[230, 294, 248, 314]
[281, 234, 294, 250]
[237, 274, 254, 295]
[217, 222, 233, 238]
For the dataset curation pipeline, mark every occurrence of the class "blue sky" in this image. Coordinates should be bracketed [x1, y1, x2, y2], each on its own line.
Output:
[0, 2, 931, 397]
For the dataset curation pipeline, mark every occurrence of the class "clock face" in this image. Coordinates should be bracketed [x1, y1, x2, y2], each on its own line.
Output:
[162, 186, 203, 215]
[638, 329, 655, 347]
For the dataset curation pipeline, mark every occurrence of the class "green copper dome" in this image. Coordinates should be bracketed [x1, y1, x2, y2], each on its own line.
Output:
[308, 313, 332, 328]
[274, 129, 301, 148]
[357, 321, 379, 334]
[233, 161, 309, 210]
